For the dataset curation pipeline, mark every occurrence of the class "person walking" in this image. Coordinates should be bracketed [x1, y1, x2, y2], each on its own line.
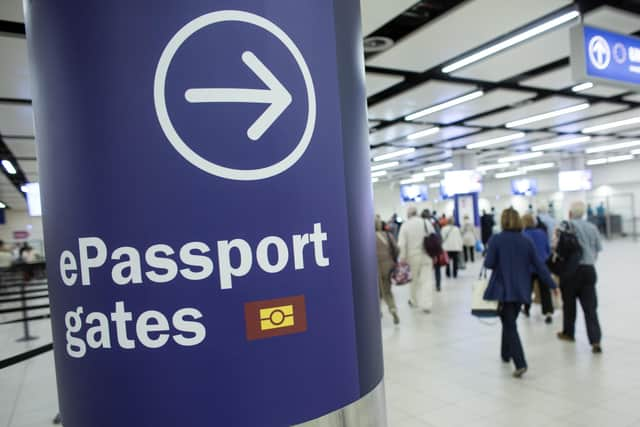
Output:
[441, 218, 463, 279]
[537, 205, 556, 243]
[521, 214, 553, 323]
[422, 209, 443, 292]
[398, 206, 435, 313]
[481, 210, 495, 247]
[375, 217, 400, 324]
[484, 208, 557, 378]
[461, 215, 477, 264]
[557, 202, 604, 353]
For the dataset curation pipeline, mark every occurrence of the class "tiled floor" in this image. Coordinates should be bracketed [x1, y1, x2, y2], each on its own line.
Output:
[382, 239, 640, 427]
[1, 240, 639, 426]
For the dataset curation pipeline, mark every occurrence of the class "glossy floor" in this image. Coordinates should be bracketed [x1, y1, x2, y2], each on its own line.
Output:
[1, 240, 639, 426]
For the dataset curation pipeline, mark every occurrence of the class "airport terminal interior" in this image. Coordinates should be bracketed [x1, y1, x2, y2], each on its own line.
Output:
[2, 0, 640, 426]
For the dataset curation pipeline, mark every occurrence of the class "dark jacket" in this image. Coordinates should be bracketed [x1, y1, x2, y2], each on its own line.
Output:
[523, 227, 550, 264]
[484, 231, 556, 304]
[480, 214, 495, 244]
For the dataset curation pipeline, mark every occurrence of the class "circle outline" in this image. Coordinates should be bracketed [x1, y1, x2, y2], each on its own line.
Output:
[588, 35, 611, 70]
[154, 10, 317, 181]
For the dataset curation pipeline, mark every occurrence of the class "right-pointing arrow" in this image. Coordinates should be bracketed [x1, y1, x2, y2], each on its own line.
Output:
[185, 51, 293, 141]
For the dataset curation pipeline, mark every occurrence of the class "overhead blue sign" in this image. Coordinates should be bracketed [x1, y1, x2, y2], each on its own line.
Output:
[571, 25, 640, 89]
[24, 1, 383, 426]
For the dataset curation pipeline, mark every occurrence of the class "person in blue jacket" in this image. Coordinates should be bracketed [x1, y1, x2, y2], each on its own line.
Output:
[521, 213, 554, 323]
[484, 208, 557, 378]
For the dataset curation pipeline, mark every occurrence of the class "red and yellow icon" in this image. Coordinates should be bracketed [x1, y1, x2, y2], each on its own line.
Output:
[244, 295, 307, 340]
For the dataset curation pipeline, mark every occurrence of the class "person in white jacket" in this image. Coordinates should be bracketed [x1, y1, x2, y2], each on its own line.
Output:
[398, 206, 435, 313]
[441, 218, 464, 279]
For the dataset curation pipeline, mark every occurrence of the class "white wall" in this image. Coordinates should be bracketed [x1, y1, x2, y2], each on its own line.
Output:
[373, 159, 640, 231]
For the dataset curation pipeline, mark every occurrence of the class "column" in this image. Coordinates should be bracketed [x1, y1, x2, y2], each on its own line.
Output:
[24, 1, 386, 426]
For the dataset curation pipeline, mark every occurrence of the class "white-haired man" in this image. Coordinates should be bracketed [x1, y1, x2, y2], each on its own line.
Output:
[557, 201, 603, 353]
[398, 206, 435, 313]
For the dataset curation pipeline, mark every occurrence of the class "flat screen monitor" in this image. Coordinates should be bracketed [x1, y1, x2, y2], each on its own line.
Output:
[441, 170, 482, 197]
[24, 183, 42, 217]
[511, 178, 538, 196]
[558, 170, 592, 192]
[400, 184, 429, 202]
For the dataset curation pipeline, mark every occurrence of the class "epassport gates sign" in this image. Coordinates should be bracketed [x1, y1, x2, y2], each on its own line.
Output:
[25, 1, 383, 426]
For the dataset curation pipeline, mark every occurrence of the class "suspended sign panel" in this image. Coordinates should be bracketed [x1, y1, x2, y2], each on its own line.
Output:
[571, 25, 640, 89]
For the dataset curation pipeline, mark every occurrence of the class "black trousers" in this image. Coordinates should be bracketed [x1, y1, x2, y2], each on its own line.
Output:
[500, 302, 527, 369]
[524, 275, 554, 316]
[561, 265, 602, 344]
[445, 251, 459, 278]
[434, 264, 441, 290]
[463, 246, 475, 263]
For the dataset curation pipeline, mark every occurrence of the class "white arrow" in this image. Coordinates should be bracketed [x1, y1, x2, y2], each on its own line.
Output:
[185, 51, 293, 141]
[593, 41, 608, 65]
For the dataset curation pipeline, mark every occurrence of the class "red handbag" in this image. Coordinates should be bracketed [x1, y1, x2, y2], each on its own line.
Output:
[436, 251, 449, 267]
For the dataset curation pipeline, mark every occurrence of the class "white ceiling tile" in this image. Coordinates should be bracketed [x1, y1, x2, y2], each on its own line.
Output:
[414, 89, 537, 125]
[623, 93, 640, 103]
[552, 107, 640, 133]
[5, 139, 36, 158]
[618, 128, 640, 137]
[580, 85, 629, 98]
[0, 36, 30, 99]
[367, 0, 571, 72]
[368, 80, 476, 121]
[466, 96, 581, 127]
[368, 123, 430, 145]
[366, 73, 404, 97]
[0, 0, 23, 23]
[360, 0, 416, 36]
[0, 104, 34, 136]
[519, 66, 575, 90]
[583, 6, 640, 32]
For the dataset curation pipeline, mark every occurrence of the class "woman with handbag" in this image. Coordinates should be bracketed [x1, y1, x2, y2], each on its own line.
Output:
[375, 217, 400, 324]
[484, 208, 558, 378]
[441, 218, 463, 279]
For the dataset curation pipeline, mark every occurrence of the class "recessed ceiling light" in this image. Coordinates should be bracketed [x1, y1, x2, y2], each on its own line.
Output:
[495, 170, 526, 179]
[441, 10, 580, 73]
[572, 82, 594, 92]
[586, 158, 608, 166]
[531, 136, 591, 152]
[585, 140, 640, 154]
[373, 148, 416, 162]
[412, 171, 442, 180]
[400, 177, 426, 185]
[405, 91, 484, 121]
[423, 162, 453, 172]
[1, 160, 16, 175]
[607, 154, 634, 163]
[520, 162, 555, 172]
[506, 103, 590, 128]
[407, 127, 440, 140]
[466, 132, 526, 150]
[498, 152, 544, 163]
[582, 117, 640, 134]
[429, 182, 441, 189]
[476, 163, 510, 172]
[371, 170, 388, 178]
[371, 161, 399, 171]
[371, 177, 380, 183]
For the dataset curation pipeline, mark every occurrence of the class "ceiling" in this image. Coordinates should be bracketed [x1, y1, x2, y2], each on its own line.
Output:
[364, 1, 640, 186]
[1, 1, 640, 210]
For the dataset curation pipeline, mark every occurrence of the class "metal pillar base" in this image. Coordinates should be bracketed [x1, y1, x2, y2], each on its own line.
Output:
[293, 381, 387, 427]
[16, 335, 39, 342]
